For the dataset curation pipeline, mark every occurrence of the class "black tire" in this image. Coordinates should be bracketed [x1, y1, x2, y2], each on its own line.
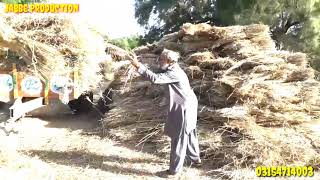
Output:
[68, 91, 93, 113]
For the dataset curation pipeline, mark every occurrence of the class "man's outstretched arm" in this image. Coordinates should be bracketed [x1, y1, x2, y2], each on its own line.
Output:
[137, 64, 179, 84]
[128, 53, 179, 84]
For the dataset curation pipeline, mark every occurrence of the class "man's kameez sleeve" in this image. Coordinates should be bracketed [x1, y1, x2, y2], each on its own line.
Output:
[137, 64, 179, 84]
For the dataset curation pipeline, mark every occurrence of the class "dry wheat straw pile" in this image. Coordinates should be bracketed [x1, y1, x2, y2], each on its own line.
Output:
[0, 12, 107, 93]
[104, 23, 320, 176]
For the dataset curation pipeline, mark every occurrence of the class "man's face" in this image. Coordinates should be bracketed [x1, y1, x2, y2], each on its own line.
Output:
[158, 56, 170, 70]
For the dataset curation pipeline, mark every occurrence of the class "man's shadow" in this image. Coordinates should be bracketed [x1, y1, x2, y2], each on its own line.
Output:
[27, 149, 163, 177]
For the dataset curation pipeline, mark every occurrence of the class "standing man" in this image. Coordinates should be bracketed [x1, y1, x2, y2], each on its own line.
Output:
[129, 49, 201, 176]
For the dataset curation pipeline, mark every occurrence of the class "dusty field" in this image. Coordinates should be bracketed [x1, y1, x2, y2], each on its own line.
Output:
[0, 102, 214, 180]
[0, 101, 319, 180]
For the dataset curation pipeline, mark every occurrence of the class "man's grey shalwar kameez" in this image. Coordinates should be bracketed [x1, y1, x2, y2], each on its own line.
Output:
[138, 63, 200, 173]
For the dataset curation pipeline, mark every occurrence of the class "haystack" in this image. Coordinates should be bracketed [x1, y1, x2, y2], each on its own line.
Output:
[103, 23, 320, 176]
[0, 12, 107, 94]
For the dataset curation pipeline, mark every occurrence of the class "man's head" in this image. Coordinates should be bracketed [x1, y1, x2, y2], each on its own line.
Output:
[158, 49, 180, 70]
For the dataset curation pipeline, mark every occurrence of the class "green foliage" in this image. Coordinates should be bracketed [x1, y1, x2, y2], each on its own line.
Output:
[107, 36, 143, 51]
[135, 0, 217, 43]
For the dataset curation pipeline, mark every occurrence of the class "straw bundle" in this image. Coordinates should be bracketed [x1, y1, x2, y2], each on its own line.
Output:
[198, 57, 234, 70]
[0, 13, 107, 92]
[184, 66, 204, 79]
[186, 51, 216, 65]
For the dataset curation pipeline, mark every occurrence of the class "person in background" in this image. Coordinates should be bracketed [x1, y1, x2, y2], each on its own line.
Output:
[129, 49, 201, 176]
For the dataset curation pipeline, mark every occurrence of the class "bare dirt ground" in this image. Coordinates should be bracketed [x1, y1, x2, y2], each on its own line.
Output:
[0, 102, 214, 180]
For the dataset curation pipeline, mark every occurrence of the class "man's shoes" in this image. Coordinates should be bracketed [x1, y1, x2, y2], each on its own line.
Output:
[166, 170, 178, 175]
[155, 170, 178, 177]
[186, 160, 202, 168]
[191, 160, 202, 168]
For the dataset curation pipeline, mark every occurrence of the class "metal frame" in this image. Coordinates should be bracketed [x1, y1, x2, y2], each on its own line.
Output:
[9, 97, 45, 121]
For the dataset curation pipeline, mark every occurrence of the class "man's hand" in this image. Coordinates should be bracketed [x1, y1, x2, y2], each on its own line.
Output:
[128, 52, 140, 69]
